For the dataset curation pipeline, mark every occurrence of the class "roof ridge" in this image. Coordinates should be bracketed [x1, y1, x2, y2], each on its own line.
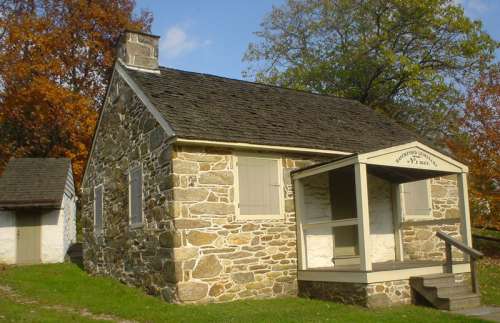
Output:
[155, 65, 357, 102]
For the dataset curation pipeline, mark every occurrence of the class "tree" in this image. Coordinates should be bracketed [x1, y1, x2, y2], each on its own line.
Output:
[0, 0, 152, 184]
[244, 0, 498, 140]
[447, 66, 499, 228]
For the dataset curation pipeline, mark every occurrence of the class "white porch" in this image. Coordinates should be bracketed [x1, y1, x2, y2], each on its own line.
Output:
[292, 141, 472, 283]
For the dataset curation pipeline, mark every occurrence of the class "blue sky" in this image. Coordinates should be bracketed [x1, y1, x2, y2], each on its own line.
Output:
[135, 0, 499, 80]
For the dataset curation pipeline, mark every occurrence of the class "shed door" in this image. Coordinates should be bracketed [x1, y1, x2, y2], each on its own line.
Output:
[16, 211, 41, 264]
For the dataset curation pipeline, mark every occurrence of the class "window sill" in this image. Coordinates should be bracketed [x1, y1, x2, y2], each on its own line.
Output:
[129, 223, 144, 229]
[236, 214, 284, 221]
[404, 215, 433, 221]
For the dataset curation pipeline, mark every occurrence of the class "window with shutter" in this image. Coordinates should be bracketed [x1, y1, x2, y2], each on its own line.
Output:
[94, 185, 103, 233]
[129, 167, 143, 225]
[402, 179, 432, 218]
[236, 155, 282, 219]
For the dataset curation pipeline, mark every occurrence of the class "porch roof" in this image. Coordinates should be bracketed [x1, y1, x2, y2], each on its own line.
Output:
[292, 141, 468, 182]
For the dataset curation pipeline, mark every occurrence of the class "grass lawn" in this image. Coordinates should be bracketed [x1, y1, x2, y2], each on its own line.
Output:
[0, 262, 497, 323]
[478, 258, 500, 306]
[473, 228, 500, 240]
[0, 297, 102, 323]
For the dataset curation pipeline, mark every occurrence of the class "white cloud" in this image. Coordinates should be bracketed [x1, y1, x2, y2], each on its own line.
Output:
[160, 24, 210, 59]
[453, 0, 489, 16]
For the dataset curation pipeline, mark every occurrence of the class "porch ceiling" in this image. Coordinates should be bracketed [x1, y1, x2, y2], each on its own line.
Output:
[367, 165, 452, 184]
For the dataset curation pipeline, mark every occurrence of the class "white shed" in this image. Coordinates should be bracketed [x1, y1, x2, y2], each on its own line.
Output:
[0, 158, 77, 265]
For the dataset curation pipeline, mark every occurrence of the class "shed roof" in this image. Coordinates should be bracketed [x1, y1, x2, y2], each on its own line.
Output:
[0, 158, 71, 208]
[125, 65, 421, 153]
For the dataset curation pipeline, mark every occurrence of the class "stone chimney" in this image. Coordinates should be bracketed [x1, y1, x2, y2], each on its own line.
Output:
[117, 30, 160, 71]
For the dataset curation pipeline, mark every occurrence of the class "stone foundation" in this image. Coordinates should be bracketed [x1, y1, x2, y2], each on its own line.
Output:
[299, 279, 411, 308]
[299, 281, 367, 306]
[366, 280, 412, 307]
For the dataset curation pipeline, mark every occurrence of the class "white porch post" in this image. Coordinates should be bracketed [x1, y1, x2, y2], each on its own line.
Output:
[294, 178, 307, 270]
[458, 172, 473, 248]
[354, 163, 372, 271]
[392, 184, 404, 262]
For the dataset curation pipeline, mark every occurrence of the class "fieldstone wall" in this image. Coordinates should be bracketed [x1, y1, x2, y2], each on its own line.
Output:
[402, 175, 463, 261]
[366, 280, 411, 307]
[298, 280, 367, 306]
[81, 73, 176, 299]
[299, 279, 410, 308]
[169, 145, 324, 303]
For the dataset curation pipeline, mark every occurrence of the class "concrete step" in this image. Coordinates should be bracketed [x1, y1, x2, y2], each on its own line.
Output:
[447, 293, 481, 311]
[436, 284, 472, 298]
[421, 273, 456, 287]
[410, 273, 481, 311]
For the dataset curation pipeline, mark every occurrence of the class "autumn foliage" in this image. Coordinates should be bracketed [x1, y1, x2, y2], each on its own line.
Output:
[0, 0, 152, 185]
[448, 66, 500, 229]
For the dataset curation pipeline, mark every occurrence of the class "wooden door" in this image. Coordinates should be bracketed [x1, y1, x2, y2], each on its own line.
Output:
[16, 211, 41, 264]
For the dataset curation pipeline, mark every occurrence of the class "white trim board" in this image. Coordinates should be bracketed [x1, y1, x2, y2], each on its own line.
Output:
[360, 141, 468, 173]
[176, 138, 352, 156]
[115, 62, 175, 136]
[292, 141, 468, 181]
[298, 263, 470, 284]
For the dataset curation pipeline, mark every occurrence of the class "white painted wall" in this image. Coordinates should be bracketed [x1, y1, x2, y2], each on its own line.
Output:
[40, 208, 64, 263]
[62, 193, 77, 254]
[0, 193, 76, 265]
[300, 172, 397, 268]
[368, 174, 396, 263]
[0, 210, 16, 264]
[41, 193, 77, 263]
[302, 173, 332, 223]
[302, 173, 334, 268]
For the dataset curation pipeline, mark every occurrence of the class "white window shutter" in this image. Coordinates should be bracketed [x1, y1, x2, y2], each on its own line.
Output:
[238, 157, 280, 216]
[403, 180, 431, 216]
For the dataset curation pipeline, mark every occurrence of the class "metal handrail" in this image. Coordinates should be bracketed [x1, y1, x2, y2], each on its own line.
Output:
[436, 230, 484, 294]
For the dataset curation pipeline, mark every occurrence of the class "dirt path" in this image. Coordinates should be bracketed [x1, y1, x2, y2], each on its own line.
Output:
[0, 284, 137, 323]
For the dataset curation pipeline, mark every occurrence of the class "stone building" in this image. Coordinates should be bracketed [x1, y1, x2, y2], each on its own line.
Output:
[81, 31, 477, 308]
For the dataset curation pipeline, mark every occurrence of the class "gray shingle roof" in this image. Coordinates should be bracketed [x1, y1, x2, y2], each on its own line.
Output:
[126, 65, 420, 153]
[0, 158, 71, 208]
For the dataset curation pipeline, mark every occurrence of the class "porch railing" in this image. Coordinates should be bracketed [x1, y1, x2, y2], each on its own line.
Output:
[436, 230, 484, 294]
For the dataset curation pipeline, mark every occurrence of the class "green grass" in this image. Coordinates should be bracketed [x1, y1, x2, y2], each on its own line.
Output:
[0, 263, 494, 322]
[0, 297, 100, 323]
[473, 228, 500, 240]
[479, 259, 500, 306]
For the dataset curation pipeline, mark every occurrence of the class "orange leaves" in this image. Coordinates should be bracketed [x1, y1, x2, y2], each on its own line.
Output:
[448, 66, 500, 228]
[0, 0, 152, 187]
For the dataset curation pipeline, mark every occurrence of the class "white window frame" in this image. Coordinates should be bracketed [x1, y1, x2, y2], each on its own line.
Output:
[128, 165, 144, 227]
[94, 184, 104, 235]
[400, 179, 433, 220]
[233, 153, 285, 220]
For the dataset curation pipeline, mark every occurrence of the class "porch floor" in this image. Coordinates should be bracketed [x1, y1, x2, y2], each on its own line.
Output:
[307, 260, 468, 272]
